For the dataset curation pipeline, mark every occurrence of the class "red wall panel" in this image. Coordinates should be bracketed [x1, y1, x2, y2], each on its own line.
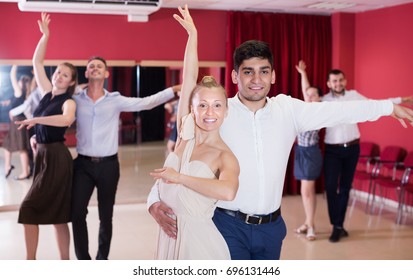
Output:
[354, 3, 413, 152]
[331, 4, 413, 153]
[0, 3, 227, 62]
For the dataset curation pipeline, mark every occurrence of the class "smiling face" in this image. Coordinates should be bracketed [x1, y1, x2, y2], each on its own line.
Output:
[231, 57, 276, 108]
[85, 58, 109, 81]
[191, 86, 228, 132]
[327, 72, 346, 95]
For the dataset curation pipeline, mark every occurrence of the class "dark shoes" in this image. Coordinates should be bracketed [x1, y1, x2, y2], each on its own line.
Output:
[329, 227, 349, 243]
[14, 174, 31, 180]
[5, 165, 31, 180]
[5, 165, 15, 178]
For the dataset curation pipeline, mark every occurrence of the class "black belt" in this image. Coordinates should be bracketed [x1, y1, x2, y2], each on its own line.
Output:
[216, 207, 281, 225]
[326, 138, 360, 148]
[77, 154, 118, 163]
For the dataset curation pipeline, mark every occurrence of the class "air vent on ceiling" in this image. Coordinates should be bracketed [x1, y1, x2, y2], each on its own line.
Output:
[18, 0, 162, 22]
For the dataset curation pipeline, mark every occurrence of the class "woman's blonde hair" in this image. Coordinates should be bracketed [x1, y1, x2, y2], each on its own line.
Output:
[190, 76, 227, 106]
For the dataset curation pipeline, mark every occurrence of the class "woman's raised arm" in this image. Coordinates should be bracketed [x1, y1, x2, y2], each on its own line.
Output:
[32, 12, 53, 96]
[173, 5, 198, 147]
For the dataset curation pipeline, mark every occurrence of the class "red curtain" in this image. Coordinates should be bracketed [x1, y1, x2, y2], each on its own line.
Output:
[225, 11, 332, 195]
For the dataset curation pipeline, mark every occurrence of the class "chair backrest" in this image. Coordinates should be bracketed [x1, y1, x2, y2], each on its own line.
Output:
[403, 151, 413, 168]
[380, 146, 407, 162]
[360, 142, 380, 158]
[373, 146, 407, 179]
[401, 151, 413, 185]
[357, 142, 380, 173]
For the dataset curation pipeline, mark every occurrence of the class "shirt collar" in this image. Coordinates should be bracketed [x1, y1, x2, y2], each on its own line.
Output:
[331, 90, 346, 98]
[234, 93, 270, 113]
[78, 88, 110, 99]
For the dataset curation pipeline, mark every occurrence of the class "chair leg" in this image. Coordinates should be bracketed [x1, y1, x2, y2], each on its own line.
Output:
[369, 183, 378, 214]
[377, 186, 385, 216]
[365, 181, 373, 213]
[396, 189, 404, 224]
[396, 190, 403, 224]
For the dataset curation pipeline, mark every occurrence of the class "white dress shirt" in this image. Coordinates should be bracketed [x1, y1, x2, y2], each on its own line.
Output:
[147, 93, 393, 215]
[322, 90, 401, 144]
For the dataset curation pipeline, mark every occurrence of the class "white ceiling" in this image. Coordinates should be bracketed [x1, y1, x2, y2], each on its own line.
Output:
[162, 0, 413, 15]
[2, 0, 413, 16]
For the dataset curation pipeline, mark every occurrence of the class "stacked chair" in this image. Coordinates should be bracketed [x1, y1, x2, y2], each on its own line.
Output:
[393, 151, 413, 224]
[350, 142, 380, 209]
[366, 146, 407, 216]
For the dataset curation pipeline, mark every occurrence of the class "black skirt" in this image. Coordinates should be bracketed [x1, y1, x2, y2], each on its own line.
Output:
[18, 142, 73, 224]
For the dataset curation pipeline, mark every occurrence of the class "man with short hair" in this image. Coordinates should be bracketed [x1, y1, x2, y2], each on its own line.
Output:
[72, 56, 180, 260]
[322, 69, 413, 242]
[148, 39, 413, 260]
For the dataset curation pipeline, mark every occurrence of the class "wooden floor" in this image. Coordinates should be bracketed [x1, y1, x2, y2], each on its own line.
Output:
[1, 142, 413, 261]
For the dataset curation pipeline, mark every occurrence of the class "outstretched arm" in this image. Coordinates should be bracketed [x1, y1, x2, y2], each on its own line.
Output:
[10, 65, 23, 98]
[295, 60, 311, 102]
[32, 12, 53, 96]
[15, 99, 76, 130]
[173, 5, 198, 148]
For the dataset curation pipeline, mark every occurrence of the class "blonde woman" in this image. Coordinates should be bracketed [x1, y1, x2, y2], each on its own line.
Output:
[149, 5, 240, 259]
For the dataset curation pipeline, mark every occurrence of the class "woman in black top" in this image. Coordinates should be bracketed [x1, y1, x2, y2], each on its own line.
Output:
[15, 13, 77, 260]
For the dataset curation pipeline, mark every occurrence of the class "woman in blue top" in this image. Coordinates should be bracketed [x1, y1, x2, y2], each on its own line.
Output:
[16, 13, 77, 260]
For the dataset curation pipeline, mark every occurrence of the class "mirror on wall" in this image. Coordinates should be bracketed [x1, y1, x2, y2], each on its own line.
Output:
[0, 62, 225, 208]
[0, 65, 34, 122]
[0, 64, 132, 146]
[0, 63, 225, 146]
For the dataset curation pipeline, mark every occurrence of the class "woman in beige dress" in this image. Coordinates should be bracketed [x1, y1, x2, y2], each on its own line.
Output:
[149, 5, 240, 260]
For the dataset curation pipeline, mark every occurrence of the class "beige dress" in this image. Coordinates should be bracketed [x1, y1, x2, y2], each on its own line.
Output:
[155, 135, 230, 260]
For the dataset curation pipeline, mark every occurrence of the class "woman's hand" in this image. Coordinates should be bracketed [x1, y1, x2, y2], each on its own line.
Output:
[15, 119, 36, 130]
[173, 5, 196, 35]
[150, 167, 181, 184]
[38, 12, 50, 37]
[295, 60, 307, 75]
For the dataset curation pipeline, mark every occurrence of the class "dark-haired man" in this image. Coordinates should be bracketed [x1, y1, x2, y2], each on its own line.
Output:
[148, 40, 413, 260]
[322, 69, 413, 242]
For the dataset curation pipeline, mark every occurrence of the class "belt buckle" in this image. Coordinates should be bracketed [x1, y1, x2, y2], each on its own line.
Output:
[245, 214, 262, 225]
[90, 157, 101, 163]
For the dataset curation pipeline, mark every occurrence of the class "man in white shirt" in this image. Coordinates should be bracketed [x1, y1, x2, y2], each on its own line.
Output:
[147, 40, 413, 259]
[322, 69, 413, 242]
